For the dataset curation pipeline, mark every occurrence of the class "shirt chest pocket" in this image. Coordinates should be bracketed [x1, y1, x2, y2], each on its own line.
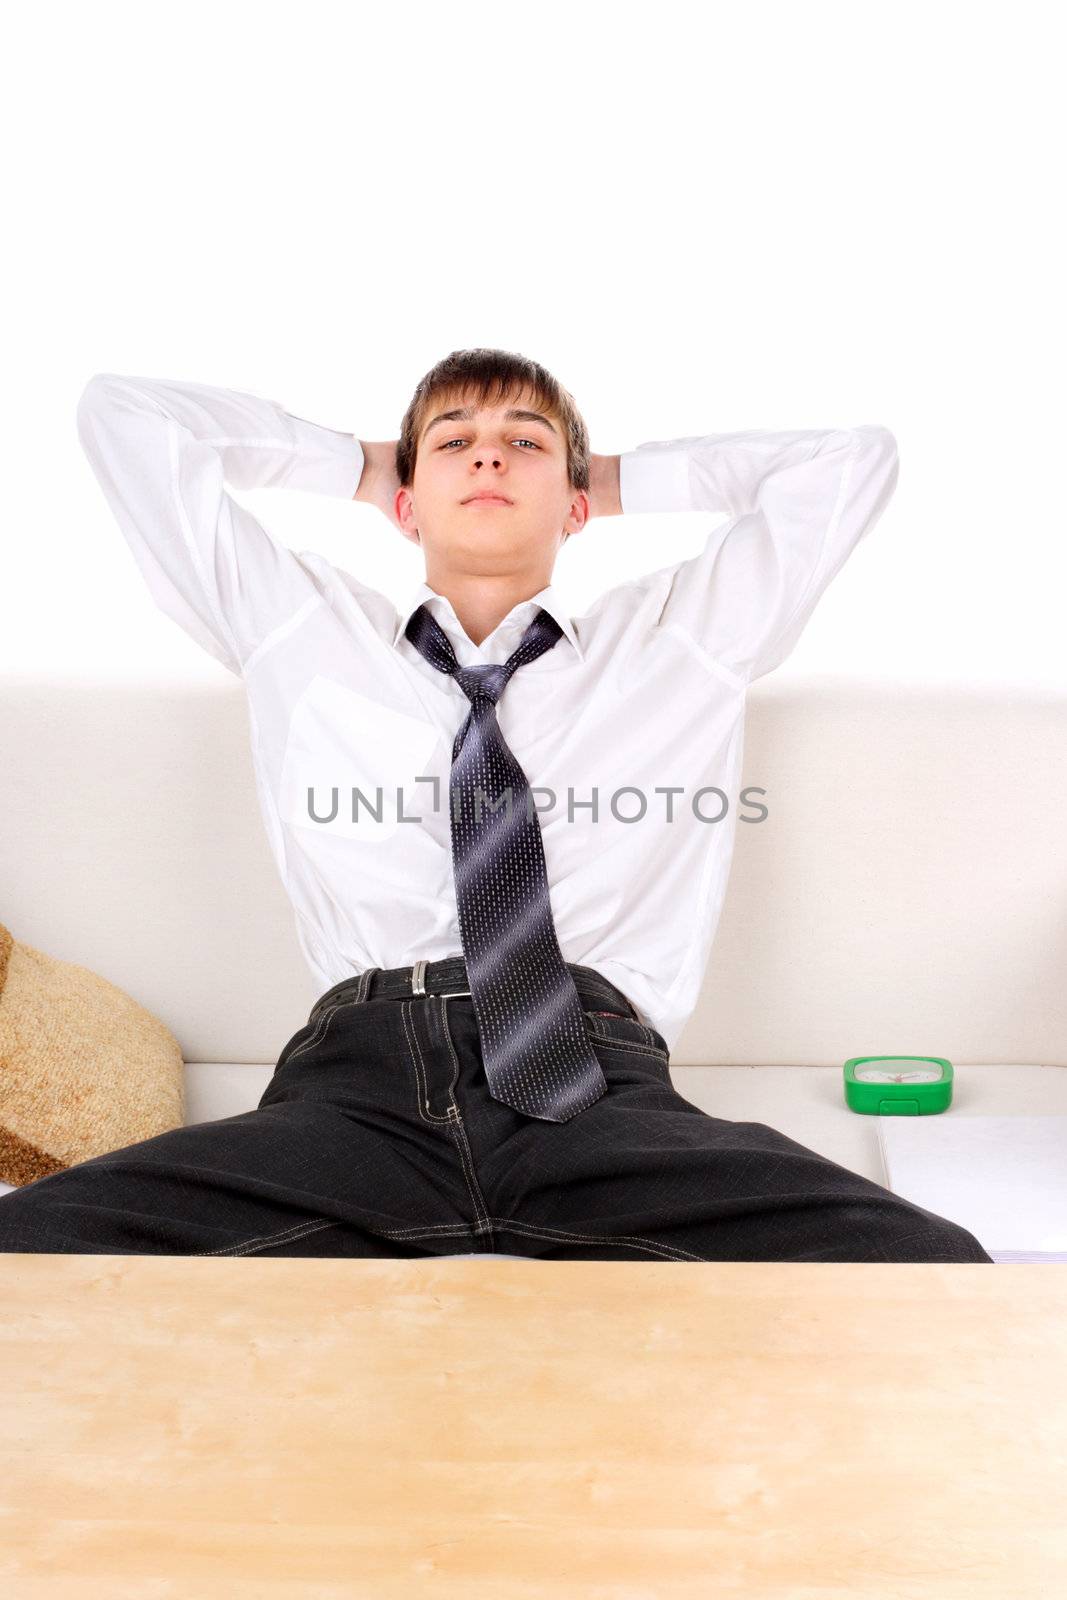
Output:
[280, 673, 443, 844]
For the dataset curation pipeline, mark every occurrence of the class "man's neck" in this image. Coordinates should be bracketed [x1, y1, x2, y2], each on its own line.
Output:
[423, 570, 552, 648]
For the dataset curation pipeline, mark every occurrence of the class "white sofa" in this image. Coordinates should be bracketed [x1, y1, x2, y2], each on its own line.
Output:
[2, 671, 1066, 1222]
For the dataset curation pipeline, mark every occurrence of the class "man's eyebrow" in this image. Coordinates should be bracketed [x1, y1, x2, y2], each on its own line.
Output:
[422, 406, 559, 441]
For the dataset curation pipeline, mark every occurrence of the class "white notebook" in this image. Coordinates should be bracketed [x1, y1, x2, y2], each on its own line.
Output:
[878, 1115, 1067, 1264]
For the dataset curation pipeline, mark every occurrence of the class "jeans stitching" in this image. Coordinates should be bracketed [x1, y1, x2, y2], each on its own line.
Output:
[583, 1014, 669, 1065]
[378, 1221, 481, 1238]
[435, 993, 463, 1107]
[402, 999, 452, 1125]
[586, 1031, 669, 1062]
[191, 1217, 342, 1257]
[445, 1117, 493, 1236]
[434, 998, 494, 1236]
[401, 999, 491, 1231]
[486, 1217, 708, 1263]
[287, 977, 379, 1063]
[285, 1003, 343, 1063]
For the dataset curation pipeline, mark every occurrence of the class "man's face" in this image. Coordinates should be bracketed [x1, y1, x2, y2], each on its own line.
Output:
[396, 388, 589, 575]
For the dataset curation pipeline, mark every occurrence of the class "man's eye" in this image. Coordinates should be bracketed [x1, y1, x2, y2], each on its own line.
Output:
[440, 438, 540, 450]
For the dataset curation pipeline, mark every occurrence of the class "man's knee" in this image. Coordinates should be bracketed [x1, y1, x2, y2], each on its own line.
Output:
[0, 1167, 117, 1255]
[924, 1217, 993, 1263]
[0, 1178, 67, 1252]
[881, 1208, 992, 1263]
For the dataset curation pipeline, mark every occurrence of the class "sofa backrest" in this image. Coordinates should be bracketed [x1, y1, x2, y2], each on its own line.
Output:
[2, 674, 1064, 1068]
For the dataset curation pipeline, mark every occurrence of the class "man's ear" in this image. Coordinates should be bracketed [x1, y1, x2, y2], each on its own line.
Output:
[396, 487, 421, 546]
[563, 487, 590, 541]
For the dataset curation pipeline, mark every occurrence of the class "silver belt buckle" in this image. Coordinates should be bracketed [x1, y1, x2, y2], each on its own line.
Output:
[410, 958, 471, 1001]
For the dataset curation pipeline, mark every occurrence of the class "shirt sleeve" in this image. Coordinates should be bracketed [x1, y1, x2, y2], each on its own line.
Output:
[618, 424, 900, 686]
[75, 372, 367, 676]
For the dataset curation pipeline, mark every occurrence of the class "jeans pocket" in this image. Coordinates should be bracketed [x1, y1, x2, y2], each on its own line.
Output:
[582, 1009, 671, 1079]
[278, 1002, 345, 1066]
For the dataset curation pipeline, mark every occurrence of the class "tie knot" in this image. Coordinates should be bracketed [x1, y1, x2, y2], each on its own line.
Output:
[455, 663, 509, 705]
[403, 601, 565, 704]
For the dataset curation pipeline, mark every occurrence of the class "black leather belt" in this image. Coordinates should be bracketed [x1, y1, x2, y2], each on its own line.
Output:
[311, 957, 638, 1023]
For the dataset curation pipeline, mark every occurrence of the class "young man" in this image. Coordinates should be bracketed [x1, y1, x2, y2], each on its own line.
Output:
[0, 348, 991, 1262]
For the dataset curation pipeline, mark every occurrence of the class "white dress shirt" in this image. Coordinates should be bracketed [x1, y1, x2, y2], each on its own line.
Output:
[76, 374, 899, 1052]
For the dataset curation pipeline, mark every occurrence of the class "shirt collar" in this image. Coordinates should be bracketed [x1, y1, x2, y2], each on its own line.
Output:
[391, 581, 584, 663]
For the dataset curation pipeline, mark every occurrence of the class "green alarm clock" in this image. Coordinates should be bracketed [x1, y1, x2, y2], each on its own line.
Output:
[844, 1056, 953, 1116]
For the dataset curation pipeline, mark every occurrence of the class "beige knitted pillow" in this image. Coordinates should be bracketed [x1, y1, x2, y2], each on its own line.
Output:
[0, 922, 185, 1187]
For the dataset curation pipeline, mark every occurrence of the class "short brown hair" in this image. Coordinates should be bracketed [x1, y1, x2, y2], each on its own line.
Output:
[396, 347, 590, 494]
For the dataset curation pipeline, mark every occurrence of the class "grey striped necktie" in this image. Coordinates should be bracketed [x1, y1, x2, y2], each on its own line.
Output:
[404, 601, 607, 1123]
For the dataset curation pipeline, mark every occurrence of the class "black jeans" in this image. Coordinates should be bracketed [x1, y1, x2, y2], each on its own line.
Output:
[0, 958, 992, 1263]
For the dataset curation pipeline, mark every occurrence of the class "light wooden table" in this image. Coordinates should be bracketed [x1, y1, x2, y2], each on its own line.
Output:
[2, 1256, 1065, 1597]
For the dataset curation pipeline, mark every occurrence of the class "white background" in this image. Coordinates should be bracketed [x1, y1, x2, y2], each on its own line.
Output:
[2, 0, 1063, 687]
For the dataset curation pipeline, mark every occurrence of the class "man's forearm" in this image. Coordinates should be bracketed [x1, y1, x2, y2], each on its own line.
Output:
[353, 439, 393, 502]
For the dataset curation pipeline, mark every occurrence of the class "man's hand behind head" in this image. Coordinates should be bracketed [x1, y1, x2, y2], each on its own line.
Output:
[354, 439, 414, 541]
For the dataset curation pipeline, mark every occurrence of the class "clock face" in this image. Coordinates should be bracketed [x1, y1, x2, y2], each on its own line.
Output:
[854, 1059, 945, 1085]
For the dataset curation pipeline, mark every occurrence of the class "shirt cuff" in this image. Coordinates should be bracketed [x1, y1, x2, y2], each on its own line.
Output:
[618, 444, 692, 514]
[281, 416, 366, 498]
